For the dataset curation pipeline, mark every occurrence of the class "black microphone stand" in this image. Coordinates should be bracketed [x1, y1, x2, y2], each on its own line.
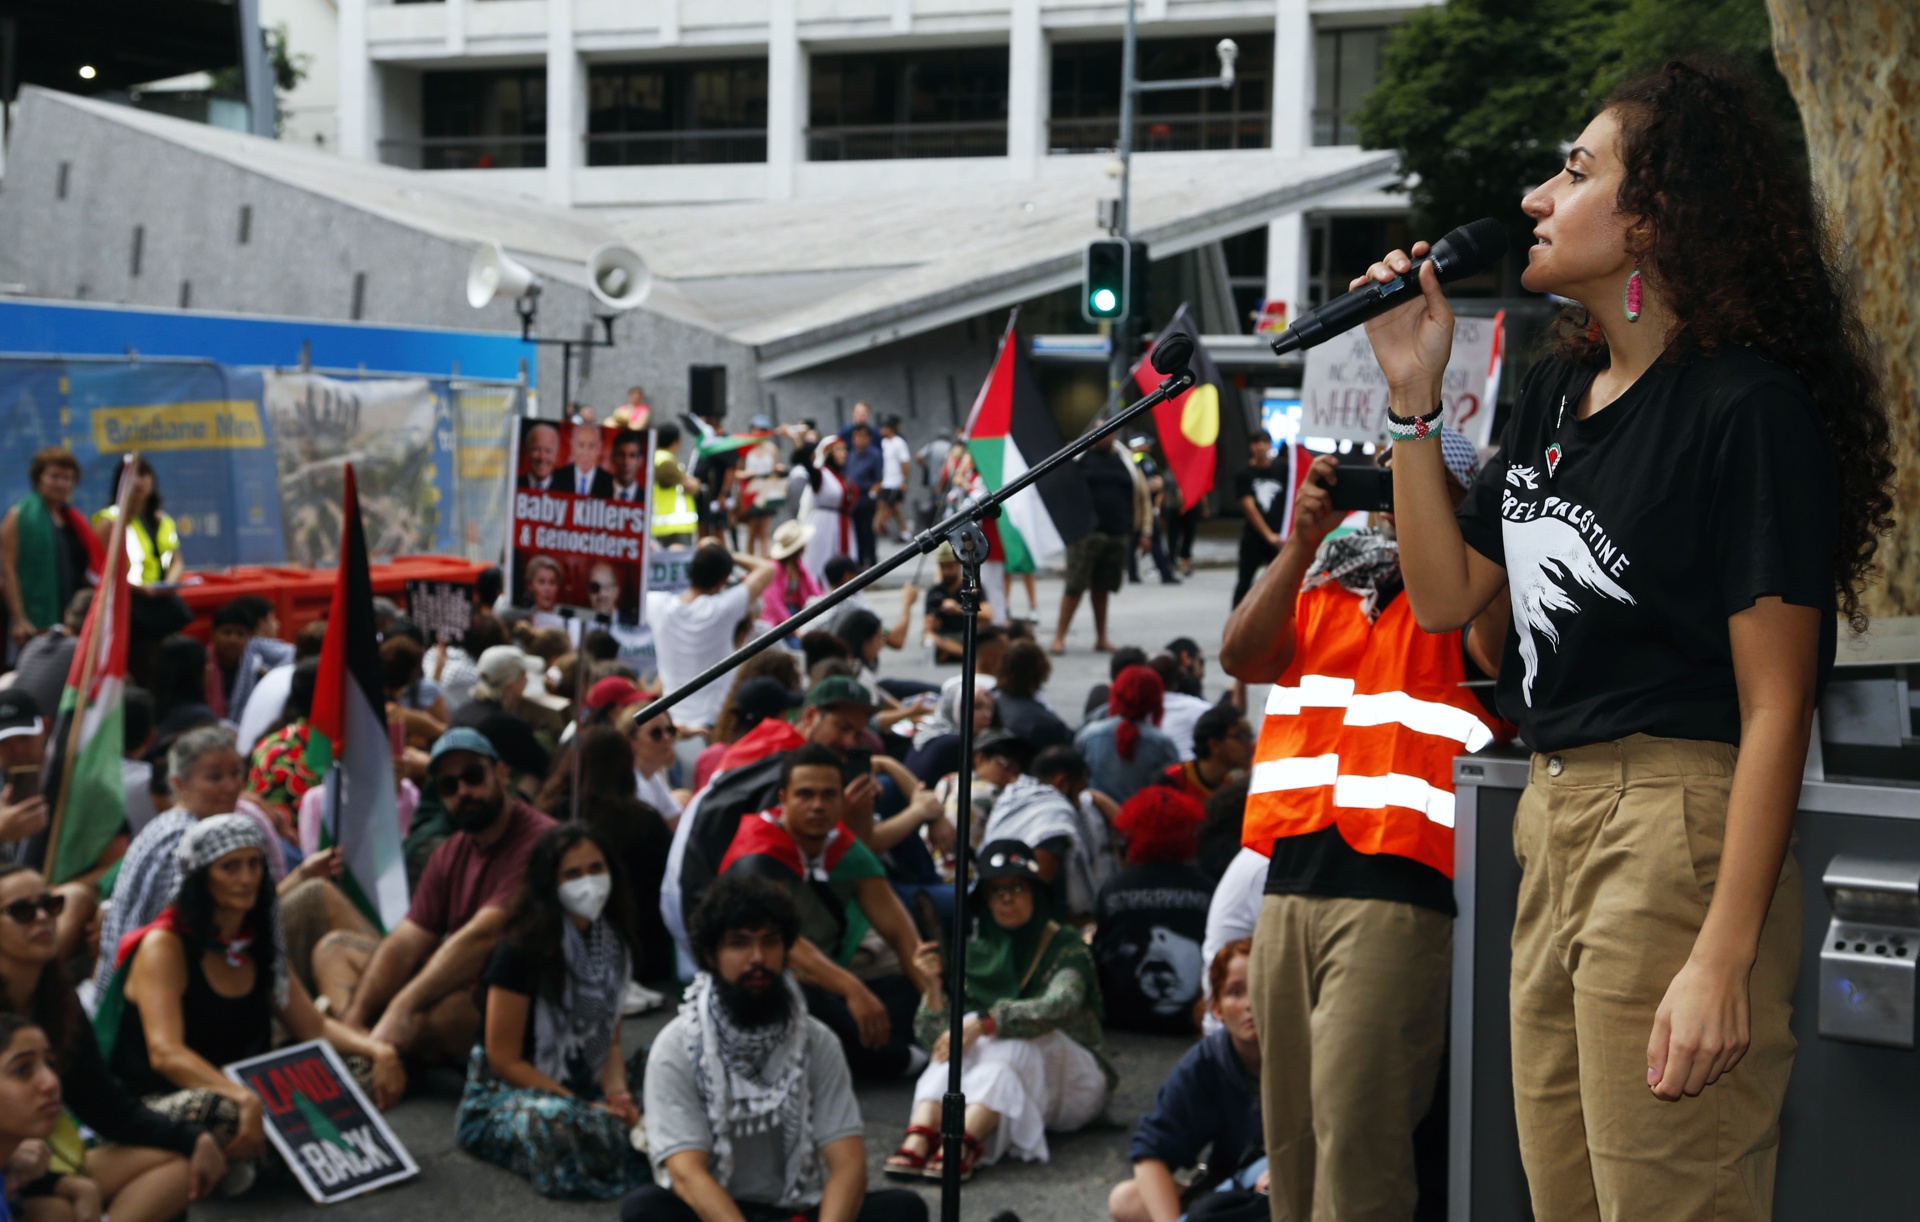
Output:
[628, 348, 1195, 1221]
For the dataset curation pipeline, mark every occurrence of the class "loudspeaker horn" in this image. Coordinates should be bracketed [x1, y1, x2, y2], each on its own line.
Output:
[586, 243, 652, 312]
[466, 240, 542, 309]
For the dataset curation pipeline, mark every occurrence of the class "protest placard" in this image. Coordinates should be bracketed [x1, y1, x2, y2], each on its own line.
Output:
[1299, 315, 1502, 445]
[404, 580, 474, 644]
[224, 1040, 418, 1204]
[506, 419, 652, 626]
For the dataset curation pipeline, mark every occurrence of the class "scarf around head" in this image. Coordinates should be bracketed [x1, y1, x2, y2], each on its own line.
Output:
[682, 969, 823, 1209]
[1305, 527, 1403, 622]
[531, 918, 630, 1096]
[963, 903, 1097, 1020]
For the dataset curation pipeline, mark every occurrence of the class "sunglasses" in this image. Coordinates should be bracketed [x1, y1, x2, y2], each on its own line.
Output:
[587, 581, 616, 595]
[434, 761, 491, 797]
[2, 893, 65, 924]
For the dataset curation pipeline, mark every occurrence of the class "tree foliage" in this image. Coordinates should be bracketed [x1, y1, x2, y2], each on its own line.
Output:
[1356, 0, 1797, 254]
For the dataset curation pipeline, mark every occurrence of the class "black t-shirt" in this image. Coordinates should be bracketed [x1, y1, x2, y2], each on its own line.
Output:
[1091, 861, 1213, 1033]
[924, 580, 966, 637]
[1081, 448, 1136, 537]
[1265, 826, 1456, 917]
[1456, 348, 1838, 753]
[482, 940, 545, 1065]
[1233, 464, 1288, 542]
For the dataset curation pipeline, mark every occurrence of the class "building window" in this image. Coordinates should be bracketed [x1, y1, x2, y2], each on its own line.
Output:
[1048, 36, 1271, 154]
[587, 59, 768, 165]
[808, 48, 1008, 161]
[417, 68, 546, 169]
[1312, 27, 1386, 147]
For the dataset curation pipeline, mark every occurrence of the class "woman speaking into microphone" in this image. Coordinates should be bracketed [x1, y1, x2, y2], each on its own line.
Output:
[1360, 59, 1894, 1221]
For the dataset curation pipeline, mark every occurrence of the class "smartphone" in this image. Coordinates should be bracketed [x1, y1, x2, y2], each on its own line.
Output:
[841, 747, 873, 786]
[6, 765, 39, 801]
[1327, 465, 1394, 513]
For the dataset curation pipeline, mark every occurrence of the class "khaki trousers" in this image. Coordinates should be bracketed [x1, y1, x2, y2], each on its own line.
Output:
[1511, 734, 1801, 1222]
[1250, 893, 1451, 1222]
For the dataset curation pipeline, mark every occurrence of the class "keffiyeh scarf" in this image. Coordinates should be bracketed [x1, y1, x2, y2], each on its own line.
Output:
[1306, 527, 1402, 622]
[533, 918, 631, 1096]
[681, 969, 822, 1208]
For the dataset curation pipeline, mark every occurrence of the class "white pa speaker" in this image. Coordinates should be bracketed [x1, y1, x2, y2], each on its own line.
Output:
[586, 243, 652, 312]
[466, 240, 542, 309]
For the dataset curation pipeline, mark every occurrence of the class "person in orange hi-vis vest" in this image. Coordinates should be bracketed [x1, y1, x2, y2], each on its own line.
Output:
[1220, 425, 1510, 1222]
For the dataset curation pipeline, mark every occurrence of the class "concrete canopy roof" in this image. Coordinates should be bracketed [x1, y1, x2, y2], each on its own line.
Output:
[21, 88, 1398, 377]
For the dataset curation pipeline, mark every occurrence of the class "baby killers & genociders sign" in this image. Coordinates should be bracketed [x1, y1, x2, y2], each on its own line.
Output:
[1299, 315, 1502, 446]
[224, 1040, 419, 1203]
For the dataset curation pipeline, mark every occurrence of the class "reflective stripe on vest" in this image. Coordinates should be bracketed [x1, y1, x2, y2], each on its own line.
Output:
[1242, 583, 1501, 878]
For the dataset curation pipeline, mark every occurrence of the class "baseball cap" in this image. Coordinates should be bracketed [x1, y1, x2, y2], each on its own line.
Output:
[805, 676, 876, 714]
[584, 676, 645, 712]
[933, 542, 958, 563]
[0, 691, 43, 743]
[476, 645, 532, 689]
[971, 728, 1034, 767]
[735, 677, 804, 721]
[428, 727, 499, 767]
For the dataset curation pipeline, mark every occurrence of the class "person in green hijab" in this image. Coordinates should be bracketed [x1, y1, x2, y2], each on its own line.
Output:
[885, 839, 1115, 1184]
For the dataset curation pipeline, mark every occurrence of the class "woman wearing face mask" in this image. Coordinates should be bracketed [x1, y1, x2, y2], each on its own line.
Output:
[455, 823, 650, 1200]
[95, 817, 404, 1195]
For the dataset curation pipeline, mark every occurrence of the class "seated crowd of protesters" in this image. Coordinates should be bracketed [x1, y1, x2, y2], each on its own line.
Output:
[0, 446, 1469, 1222]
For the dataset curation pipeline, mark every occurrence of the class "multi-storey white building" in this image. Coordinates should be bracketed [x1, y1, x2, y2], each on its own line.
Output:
[335, 0, 1430, 329]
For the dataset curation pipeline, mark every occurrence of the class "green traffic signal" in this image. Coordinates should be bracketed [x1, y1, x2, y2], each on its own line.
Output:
[1083, 238, 1130, 322]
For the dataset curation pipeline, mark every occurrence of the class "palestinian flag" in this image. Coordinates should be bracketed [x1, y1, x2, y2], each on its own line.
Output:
[307, 466, 409, 932]
[695, 430, 776, 459]
[1132, 304, 1227, 507]
[964, 313, 1093, 568]
[40, 459, 135, 885]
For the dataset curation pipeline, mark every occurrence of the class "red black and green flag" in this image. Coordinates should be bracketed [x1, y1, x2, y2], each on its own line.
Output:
[1131, 303, 1228, 507]
[307, 466, 409, 931]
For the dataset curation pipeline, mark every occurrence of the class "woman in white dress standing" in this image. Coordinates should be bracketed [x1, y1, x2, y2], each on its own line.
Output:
[803, 434, 854, 582]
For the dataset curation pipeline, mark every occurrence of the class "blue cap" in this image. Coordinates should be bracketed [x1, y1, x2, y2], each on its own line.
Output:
[428, 727, 499, 767]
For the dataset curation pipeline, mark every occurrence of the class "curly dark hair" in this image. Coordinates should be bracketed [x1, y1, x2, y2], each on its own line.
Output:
[1550, 57, 1895, 630]
[499, 823, 638, 1004]
[689, 876, 799, 972]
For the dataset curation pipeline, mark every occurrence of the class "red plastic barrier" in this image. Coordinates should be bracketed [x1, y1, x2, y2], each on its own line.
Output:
[173, 555, 491, 642]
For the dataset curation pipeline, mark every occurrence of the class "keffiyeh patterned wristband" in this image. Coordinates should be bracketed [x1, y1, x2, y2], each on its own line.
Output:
[1385, 401, 1444, 442]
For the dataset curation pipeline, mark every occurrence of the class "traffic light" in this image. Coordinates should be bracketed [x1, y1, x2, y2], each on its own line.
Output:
[1083, 238, 1131, 322]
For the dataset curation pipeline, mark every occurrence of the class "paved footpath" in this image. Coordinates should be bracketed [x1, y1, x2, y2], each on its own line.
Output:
[201, 564, 1250, 1222]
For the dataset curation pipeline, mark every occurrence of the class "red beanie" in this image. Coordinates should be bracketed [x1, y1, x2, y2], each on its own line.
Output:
[1115, 785, 1204, 865]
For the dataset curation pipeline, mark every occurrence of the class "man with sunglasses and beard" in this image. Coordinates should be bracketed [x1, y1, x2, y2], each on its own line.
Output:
[624, 876, 927, 1222]
[318, 728, 555, 1064]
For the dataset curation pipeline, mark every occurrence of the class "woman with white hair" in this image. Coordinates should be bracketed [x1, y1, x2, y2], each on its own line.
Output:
[95, 816, 404, 1192]
[92, 727, 246, 998]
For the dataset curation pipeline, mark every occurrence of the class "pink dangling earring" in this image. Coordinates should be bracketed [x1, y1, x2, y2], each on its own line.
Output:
[1623, 265, 1643, 323]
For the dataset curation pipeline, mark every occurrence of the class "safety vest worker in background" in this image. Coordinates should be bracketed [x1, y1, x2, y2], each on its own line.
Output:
[1221, 428, 1510, 1222]
[92, 456, 184, 586]
[650, 421, 700, 546]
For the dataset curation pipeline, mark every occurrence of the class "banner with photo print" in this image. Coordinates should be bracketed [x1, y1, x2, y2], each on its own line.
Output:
[506, 418, 653, 626]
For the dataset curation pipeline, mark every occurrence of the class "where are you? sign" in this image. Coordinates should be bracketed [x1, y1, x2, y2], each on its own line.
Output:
[225, 1040, 419, 1204]
[1298, 313, 1504, 448]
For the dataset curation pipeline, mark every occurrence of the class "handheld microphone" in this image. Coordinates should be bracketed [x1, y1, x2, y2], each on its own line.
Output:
[1269, 218, 1507, 357]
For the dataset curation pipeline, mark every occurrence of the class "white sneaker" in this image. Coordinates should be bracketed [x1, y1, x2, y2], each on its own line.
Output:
[905, 1045, 931, 1077]
[218, 1160, 257, 1198]
[622, 981, 666, 1016]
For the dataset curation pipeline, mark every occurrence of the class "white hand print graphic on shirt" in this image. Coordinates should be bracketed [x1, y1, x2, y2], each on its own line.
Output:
[1504, 516, 1636, 705]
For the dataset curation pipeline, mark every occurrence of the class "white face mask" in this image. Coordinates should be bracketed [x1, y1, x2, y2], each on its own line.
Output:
[558, 873, 611, 922]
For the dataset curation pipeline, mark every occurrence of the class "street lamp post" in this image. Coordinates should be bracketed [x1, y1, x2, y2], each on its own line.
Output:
[1107, 0, 1239, 401]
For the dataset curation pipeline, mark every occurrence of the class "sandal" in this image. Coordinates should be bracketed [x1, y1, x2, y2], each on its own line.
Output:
[924, 1132, 985, 1183]
[884, 1125, 939, 1180]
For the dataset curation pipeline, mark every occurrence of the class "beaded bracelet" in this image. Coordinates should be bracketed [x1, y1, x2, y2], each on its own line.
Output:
[1384, 401, 1444, 442]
